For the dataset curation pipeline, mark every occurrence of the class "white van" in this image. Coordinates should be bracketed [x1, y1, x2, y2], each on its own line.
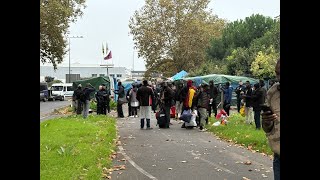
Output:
[50, 83, 74, 101]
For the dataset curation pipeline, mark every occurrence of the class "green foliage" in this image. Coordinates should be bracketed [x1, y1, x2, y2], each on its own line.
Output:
[250, 46, 279, 79]
[206, 14, 279, 78]
[206, 113, 272, 155]
[40, 0, 86, 69]
[40, 115, 117, 179]
[225, 47, 254, 76]
[48, 79, 63, 87]
[129, 0, 225, 77]
[188, 61, 227, 76]
[110, 100, 117, 110]
[45, 76, 55, 83]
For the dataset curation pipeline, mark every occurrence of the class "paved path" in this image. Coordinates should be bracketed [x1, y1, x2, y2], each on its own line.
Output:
[111, 105, 274, 180]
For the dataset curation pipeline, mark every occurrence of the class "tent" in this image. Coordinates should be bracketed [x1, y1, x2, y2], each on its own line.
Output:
[171, 70, 188, 81]
[72, 76, 111, 91]
[183, 74, 258, 88]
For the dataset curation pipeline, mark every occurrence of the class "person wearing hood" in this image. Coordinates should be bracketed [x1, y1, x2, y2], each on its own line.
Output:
[73, 84, 83, 115]
[82, 83, 96, 118]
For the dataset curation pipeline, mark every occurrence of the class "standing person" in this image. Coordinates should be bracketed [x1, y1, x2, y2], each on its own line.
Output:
[180, 80, 197, 128]
[194, 84, 210, 131]
[151, 83, 158, 113]
[235, 80, 245, 113]
[208, 80, 218, 118]
[252, 83, 264, 130]
[160, 82, 175, 128]
[105, 86, 111, 114]
[262, 59, 280, 180]
[222, 82, 233, 116]
[73, 84, 83, 115]
[114, 81, 125, 118]
[129, 84, 139, 117]
[243, 81, 254, 124]
[96, 85, 107, 115]
[126, 84, 133, 117]
[136, 80, 154, 130]
[259, 79, 267, 104]
[175, 83, 184, 119]
[82, 83, 96, 118]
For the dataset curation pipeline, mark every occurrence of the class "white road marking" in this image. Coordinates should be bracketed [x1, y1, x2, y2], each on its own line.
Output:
[190, 152, 235, 174]
[118, 146, 158, 180]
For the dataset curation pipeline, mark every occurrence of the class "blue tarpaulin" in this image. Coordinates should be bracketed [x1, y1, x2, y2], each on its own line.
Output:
[171, 70, 188, 80]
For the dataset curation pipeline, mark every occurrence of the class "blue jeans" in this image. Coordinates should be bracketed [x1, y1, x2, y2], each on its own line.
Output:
[273, 153, 280, 180]
[254, 110, 261, 129]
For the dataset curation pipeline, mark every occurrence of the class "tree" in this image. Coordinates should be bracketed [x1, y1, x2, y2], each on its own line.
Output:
[250, 46, 279, 79]
[222, 14, 275, 50]
[188, 61, 227, 77]
[129, 0, 225, 77]
[45, 76, 55, 83]
[225, 47, 254, 76]
[40, 0, 86, 69]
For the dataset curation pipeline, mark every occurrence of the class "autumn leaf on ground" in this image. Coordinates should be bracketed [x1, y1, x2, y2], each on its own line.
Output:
[244, 161, 252, 165]
[248, 145, 252, 150]
[243, 177, 251, 180]
[120, 165, 126, 170]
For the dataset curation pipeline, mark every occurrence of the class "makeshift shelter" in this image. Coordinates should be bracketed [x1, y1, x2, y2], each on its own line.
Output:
[72, 76, 111, 90]
[171, 70, 188, 81]
[183, 74, 258, 88]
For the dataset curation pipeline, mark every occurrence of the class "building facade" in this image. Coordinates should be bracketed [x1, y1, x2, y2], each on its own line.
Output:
[40, 63, 132, 83]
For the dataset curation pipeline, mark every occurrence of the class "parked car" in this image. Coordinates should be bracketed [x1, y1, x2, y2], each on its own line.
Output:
[40, 82, 48, 102]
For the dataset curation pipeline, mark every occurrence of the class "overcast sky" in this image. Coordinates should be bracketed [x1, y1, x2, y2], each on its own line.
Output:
[53, 0, 280, 71]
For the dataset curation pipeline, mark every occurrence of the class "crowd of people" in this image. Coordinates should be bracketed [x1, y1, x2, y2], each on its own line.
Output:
[71, 59, 280, 180]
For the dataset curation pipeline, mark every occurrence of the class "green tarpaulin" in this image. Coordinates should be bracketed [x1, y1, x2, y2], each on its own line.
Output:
[72, 76, 111, 90]
[183, 74, 258, 86]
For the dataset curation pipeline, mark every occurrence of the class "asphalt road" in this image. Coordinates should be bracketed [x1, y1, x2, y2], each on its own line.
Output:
[111, 106, 274, 180]
[40, 98, 71, 120]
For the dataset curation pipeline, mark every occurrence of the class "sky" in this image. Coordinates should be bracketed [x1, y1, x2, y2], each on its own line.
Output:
[56, 0, 280, 71]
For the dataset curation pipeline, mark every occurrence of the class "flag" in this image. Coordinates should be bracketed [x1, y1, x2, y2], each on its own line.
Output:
[102, 43, 105, 55]
[104, 50, 112, 60]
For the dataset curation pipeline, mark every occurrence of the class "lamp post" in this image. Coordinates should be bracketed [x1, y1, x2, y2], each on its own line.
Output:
[68, 36, 83, 83]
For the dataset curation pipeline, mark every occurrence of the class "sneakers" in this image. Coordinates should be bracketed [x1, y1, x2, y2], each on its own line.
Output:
[129, 115, 134, 117]
[146, 127, 153, 130]
[199, 126, 207, 132]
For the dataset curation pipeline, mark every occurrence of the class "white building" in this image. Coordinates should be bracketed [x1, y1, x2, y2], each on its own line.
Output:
[40, 63, 132, 82]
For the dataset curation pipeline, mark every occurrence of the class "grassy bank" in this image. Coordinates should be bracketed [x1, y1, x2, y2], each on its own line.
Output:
[40, 115, 117, 180]
[206, 113, 272, 155]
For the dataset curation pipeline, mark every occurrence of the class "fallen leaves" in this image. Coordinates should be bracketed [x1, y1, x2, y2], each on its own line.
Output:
[242, 177, 251, 180]
[244, 161, 252, 165]
[180, 161, 187, 163]
[168, 168, 172, 170]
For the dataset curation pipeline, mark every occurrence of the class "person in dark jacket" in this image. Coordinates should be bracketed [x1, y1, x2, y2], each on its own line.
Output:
[114, 81, 125, 118]
[96, 85, 107, 115]
[126, 84, 133, 117]
[252, 83, 264, 129]
[160, 82, 175, 128]
[208, 80, 218, 117]
[73, 84, 83, 115]
[243, 81, 254, 124]
[82, 83, 96, 118]
[136, 80, 154, 129]
[222, 82, 233, 116]
[105, 87, 111, 114]
[194, 84, 210, 131]
[174, 83, 184, 119]
[235, 80, 245, 113]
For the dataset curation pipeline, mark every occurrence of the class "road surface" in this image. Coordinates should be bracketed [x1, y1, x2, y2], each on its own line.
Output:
[40, 98, 71, 121]
[111, 106, 274, 180]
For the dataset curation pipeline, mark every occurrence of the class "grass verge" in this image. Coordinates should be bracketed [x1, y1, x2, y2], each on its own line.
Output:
[40, 115, 117, 180]
[206, 113, 272, 155]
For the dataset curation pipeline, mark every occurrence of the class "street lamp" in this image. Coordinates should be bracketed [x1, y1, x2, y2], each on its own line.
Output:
[68, 35, 83, 83]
